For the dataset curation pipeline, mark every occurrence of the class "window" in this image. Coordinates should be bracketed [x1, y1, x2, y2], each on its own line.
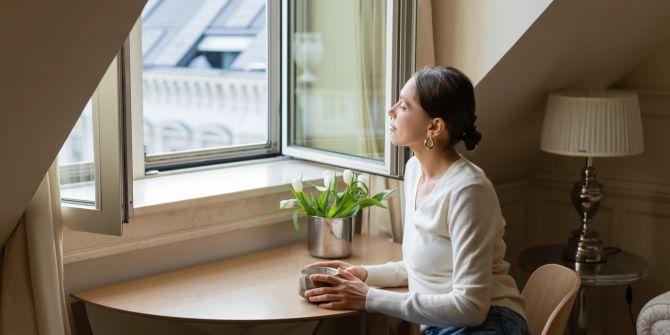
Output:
[60, 0, 414, 234]
[283, 0, 415, 177]
[137, 0, 279, 170]
[58, 57, 128, 235]
[133, 0, 412, 174]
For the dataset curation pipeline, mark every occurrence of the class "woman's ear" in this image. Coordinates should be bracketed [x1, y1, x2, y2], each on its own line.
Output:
[428, 118, 447, 137]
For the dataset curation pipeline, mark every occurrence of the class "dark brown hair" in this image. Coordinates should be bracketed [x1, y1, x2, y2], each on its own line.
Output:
[413, 66, 482, 151]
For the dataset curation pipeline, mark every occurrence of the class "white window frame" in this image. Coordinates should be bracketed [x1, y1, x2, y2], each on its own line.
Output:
[280, 0, 416, 178]
[61, 56, 128, 236]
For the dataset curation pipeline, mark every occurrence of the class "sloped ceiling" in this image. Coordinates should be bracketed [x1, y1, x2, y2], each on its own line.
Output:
[448, 0, 670, 183]
[0, 0, 147, 245]
[432, 0, 553, 85]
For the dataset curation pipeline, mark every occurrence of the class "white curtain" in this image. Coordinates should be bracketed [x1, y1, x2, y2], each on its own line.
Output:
[361, 0, 435, 245]
[355, 0, 386, 158]
[0, 163, 70, 335]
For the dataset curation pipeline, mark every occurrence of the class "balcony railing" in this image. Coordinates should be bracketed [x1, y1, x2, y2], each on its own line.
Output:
[142, 70, 267, 116]
[142, 70, 268, 153]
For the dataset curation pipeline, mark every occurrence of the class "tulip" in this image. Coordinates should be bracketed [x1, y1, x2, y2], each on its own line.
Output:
[291, 176, 303, 193]
[343, 169, 354, 185]
[357, 174, 369, 187]
[323, 171, 334, 189]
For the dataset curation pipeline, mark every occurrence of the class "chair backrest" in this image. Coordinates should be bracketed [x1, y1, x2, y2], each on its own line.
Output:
[521, 264, 581, 335]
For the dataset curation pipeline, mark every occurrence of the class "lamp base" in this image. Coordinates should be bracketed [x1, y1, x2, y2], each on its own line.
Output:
[564, 157, 607, 263]
[563, 227, 606, 263]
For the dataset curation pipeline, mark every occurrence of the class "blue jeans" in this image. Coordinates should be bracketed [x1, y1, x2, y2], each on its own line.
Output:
[423, 306, 530, 335]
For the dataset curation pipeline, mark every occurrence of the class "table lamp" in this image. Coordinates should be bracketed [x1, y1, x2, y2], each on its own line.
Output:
[540, 91, 644, 263]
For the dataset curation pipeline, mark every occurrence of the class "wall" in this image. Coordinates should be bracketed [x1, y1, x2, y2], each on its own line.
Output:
[527, 34, 670, 335]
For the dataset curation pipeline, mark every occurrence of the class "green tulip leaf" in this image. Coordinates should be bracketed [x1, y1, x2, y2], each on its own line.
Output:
[292, 211, 300, 232]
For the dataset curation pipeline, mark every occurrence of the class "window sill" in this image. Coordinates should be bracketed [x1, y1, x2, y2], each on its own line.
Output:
[63, 158, 332, 264]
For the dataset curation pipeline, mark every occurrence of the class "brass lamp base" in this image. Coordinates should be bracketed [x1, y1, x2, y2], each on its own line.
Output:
[563, 157, 607, 264]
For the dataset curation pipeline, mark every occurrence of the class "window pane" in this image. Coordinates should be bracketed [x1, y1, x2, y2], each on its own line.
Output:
[142, 0, 268, 157]
[290, 0, 387, 160]
[58, 99, 96, 205]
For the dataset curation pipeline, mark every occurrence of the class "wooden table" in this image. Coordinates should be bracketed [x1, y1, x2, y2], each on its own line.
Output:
[72, 235, 404, 326]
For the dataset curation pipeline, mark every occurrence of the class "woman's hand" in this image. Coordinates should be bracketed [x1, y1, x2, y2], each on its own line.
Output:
[303, 261, 368, 281]
[304, 268, 369, 310]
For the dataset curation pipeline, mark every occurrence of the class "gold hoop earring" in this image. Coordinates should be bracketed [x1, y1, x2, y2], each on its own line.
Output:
[424, 137, 435, 150]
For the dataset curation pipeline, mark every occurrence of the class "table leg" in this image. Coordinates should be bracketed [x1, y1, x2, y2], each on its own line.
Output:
[568, 286, 589, 335]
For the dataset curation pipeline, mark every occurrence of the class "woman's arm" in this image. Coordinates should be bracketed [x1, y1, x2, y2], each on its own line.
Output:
[365, 184, 497, 327]
[363, 261, 407, 287]
[304, 260, 407, 287]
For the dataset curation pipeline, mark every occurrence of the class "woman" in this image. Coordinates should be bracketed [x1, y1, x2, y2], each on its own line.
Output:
[304, 67, 529, 334]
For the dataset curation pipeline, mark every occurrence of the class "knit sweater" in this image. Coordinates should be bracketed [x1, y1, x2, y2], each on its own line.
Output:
[363, 156, 526, 329]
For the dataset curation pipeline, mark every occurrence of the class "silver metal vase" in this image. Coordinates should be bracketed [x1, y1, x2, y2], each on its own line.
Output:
[307, 215, 355, 258]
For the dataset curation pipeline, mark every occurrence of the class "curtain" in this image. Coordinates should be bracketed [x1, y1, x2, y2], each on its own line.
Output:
[360, 177, 405, 243]
[0, 163, 70, 335]
[356, 0, 386, 158]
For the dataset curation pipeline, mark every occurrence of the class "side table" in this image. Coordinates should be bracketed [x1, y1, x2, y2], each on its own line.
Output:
[519, 245, 648, 335]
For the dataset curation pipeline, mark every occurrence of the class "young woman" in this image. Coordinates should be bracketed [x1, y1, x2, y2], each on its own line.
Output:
[304, 67, 530, 334]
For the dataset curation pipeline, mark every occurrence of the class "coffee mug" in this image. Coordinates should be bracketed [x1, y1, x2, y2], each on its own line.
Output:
[298, 267, 339, 299]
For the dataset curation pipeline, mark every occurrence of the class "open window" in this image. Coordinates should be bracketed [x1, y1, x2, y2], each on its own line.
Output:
[281, 0, 416, 178]
[58, 56, 130, 235]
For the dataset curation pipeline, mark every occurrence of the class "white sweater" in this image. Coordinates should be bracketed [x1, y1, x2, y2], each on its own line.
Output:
[363, 156, 526, 328]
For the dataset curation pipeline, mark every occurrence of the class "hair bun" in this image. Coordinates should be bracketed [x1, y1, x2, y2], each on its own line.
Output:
[462, 127, 482, 151]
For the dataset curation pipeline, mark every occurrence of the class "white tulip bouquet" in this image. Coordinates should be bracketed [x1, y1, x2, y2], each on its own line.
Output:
[280, 169, 396, 231]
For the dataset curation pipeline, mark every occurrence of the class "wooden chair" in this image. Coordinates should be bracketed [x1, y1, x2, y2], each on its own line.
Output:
[521, 264, 581, 335]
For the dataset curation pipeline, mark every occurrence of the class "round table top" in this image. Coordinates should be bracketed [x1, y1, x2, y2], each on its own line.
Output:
[519, 245, 648, 286]
[72, 235, 405, 324]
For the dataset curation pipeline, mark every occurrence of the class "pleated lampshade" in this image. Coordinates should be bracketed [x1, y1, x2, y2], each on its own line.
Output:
[540, 91, 644, 157]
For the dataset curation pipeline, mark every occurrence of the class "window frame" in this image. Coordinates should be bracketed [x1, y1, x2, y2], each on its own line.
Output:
[61, 56, 128, 236]
[280, 0, 416, 178]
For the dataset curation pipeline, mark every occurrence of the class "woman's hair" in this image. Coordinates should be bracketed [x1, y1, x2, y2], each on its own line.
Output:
[413, 66, 482, 151]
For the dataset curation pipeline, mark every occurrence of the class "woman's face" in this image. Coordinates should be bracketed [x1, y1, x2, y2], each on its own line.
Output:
[387, 78, 433, 148]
